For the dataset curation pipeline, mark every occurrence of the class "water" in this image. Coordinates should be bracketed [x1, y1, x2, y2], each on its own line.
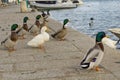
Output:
[50, 0, 120, 40]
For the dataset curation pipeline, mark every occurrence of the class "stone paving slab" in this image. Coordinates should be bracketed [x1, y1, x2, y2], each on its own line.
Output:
[2, 67, 112, 80]
[45, 40, 79, 53]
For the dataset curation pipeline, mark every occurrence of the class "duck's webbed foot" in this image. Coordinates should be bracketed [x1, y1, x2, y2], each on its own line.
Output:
[38, 45, 45, 52]
[19, 35, 26, 39]
[94, 66, 101, 71]
[59, 38, 66, 41]
[8, 48, 16, 52]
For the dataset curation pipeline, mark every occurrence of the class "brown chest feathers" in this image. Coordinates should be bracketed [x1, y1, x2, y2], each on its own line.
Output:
[97, 43, 104, 51]
[10, 32, 18, 42]
[35, 21, 40, 28]
[23, 24, 28, 31]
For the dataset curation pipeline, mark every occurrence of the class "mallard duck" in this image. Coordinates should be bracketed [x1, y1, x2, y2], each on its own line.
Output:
[41, 11, 49, 28]
[28, 15, 41, 36]
[27, 26, 49, 49]
[41, 11, 49, 19]
[16, 16, 29, 39]
[40, 17, 51, 33]
[51, 19, 69, 41]
[89, 17, 94, 27]
[1, 24, 18, 52]
[80, 32, 107, 71]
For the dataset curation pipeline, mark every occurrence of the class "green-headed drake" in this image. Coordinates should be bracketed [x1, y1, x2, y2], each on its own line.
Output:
[17, 16, 29, 39]
[1, 24, 19, 52]
[51, 19, 69, 41]
[28, 15, 41, 36]
[80, 32, 107, 71]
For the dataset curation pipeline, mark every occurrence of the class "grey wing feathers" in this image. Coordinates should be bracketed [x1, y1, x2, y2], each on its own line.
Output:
[28, 25, 34, 31]
[83, 46, 100, 62]
[51, 30, 62, 38]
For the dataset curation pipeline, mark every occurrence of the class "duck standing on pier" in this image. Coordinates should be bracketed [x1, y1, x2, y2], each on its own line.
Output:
[1, 24, 18, 52]
[80, 32, 107, 71]
[28, 15, 41, 36]
[51, 19, 69, 41]
[27, 26, 50, 50]
[16, 16, 29, 39]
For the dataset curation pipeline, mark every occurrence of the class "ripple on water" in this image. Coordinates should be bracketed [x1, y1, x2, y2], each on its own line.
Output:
[51, 0, 120, 40]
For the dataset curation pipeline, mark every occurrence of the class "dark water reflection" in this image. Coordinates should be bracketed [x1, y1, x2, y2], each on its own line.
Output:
[51, 0, 120, 40]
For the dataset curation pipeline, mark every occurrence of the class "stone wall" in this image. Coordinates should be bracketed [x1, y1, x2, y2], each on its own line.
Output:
[0, 0, 2, 5]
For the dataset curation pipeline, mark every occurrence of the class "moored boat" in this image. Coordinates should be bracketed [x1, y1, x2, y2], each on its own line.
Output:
[28, 0, 77, 10]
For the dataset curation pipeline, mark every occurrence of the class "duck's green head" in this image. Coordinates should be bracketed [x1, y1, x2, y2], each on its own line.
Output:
[23, 16, 29, 23]
[96, 32, 106, 42]
[36, 15, 41, 20]
[63, 19, 69, 26]
[11, 24, 18, 31]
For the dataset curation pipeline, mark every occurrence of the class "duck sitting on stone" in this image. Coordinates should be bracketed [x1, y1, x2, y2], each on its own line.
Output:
[51, 19, 69, 41]
[16, 16, 29, 39]
[1, 24, 19, 52]
[80, 32, 107, 71]
[28, 15, 41, 36]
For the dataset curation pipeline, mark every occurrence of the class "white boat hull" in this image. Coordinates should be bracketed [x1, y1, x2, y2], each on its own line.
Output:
[29, 1, 77, 10]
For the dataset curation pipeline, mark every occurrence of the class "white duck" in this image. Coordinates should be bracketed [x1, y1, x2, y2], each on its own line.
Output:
[80, 32, 107, 71]
[102, 37, 120, 49]
[27, 26, 49, 49]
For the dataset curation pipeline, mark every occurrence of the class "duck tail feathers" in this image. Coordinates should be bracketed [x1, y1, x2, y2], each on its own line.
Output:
[51, 34, 55, 38]
[1, 38, 8, 45]
[1, 40, 5, 45]
[1, 41, 4, 45]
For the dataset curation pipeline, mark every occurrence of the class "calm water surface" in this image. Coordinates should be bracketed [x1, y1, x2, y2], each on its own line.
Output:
[50, 0, 120, 40]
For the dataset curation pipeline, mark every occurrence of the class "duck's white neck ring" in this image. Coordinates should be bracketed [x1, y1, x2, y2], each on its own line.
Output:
[96, 42, 102, 44]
